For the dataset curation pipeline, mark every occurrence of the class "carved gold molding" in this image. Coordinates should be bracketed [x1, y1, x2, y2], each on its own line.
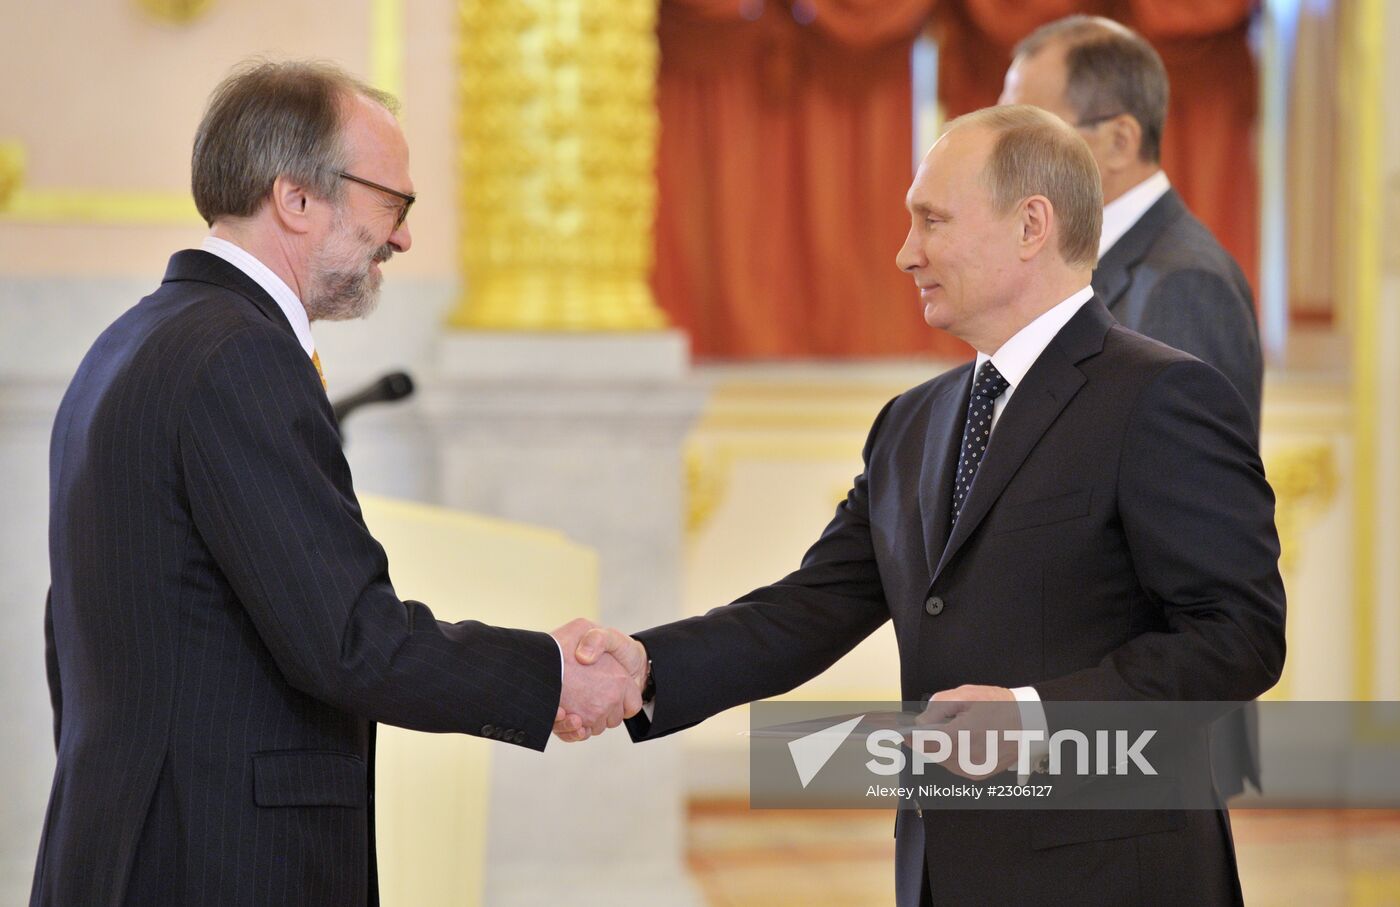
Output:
[0, 141, 23, 210]
[1261, 441, 1339, 702]
[452, 0, 668, 331]
[1266, 443, 1339, 577]
[134, 0, 215, 25]
[685, 447, 730, 535]
[0, 143, 194, 224]
[684, 438, 864, 537]
[1, 189, 200, 224]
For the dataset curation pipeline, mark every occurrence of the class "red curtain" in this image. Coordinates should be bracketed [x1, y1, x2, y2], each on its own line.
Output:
[934, 0, 1259, 294]
[653, 0, 963, 359]
[654, 0, 1258, 359]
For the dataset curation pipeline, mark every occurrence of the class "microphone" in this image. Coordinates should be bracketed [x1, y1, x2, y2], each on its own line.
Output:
[331, 371, 415, 424]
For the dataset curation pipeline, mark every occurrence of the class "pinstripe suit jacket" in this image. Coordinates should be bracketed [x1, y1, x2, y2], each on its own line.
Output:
[32, 250, 562, 907]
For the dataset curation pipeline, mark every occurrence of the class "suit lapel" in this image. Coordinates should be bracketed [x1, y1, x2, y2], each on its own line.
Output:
[1092, 188, 1187, 314]
[162, 249, 298, 339]
[931, 300, 1113, 583]
[918, 367, 973, 580]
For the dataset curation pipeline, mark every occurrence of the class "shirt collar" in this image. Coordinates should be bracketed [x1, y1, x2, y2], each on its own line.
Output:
[200, 236, 315, 358]
[1099, 170, 1170, 259]
[975, 286, 1095, 391]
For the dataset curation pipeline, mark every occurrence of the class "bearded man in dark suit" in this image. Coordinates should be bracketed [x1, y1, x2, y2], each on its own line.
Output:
[560, 106, 1285, 906]
[33, 61, 641, 907]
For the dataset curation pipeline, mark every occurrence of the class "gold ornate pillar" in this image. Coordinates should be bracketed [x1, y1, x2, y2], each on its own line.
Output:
[1338, 0, 1386, 700]
[454, 0, 667, 331]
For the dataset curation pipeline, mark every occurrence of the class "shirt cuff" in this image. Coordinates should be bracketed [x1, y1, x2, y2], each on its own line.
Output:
[553, 636, 564, 681]
[1010, 686, 1049, 785]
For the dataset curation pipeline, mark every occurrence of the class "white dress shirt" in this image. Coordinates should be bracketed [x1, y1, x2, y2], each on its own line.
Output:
[200, 236, 316, 358]
[1098, 170, 1170, 259]
[972, 284, 1095, 776]
[975, 285, 1095, 434]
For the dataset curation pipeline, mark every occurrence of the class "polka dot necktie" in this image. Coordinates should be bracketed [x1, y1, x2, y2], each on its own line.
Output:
[951, 360, 1009, 525]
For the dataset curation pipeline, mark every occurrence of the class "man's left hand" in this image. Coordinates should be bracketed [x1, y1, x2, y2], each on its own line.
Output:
[920, 684, 1021, 781]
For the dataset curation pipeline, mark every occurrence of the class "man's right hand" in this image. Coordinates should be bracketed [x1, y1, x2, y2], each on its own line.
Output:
[553, 626, 649, 743]
[550, 619, 644, 739]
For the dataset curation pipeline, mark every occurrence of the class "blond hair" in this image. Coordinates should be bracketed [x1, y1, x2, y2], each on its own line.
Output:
[945, 105, 1102, 268]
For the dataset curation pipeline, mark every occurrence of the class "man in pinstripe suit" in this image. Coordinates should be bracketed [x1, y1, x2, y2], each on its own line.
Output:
[32, 61, 641, 907]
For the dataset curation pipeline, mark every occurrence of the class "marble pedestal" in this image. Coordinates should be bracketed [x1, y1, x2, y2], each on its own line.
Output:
[425, 332, 707, 906]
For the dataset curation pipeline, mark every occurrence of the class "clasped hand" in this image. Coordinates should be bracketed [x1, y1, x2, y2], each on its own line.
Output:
[550, 618, 649, 741]
[916, 684, 1023, 780]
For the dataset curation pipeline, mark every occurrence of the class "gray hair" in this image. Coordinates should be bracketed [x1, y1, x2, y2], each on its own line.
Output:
[945, 105, 1103, 269]
[1013, 15, 1169, 164]
[191, 60, 398, 226]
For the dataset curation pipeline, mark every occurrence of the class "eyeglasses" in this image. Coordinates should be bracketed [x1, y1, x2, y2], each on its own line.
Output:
[336, 170, 415, 229]
[1074, 111, 1126, 130]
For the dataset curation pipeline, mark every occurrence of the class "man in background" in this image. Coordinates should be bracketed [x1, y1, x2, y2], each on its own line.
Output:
[999, 14, 1264, 797]
[34, 61, 638, 907]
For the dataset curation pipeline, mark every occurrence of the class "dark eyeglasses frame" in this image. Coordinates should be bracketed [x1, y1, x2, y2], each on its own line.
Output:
[1074, 111, 1126, 130]
[336, 170, 415, 229]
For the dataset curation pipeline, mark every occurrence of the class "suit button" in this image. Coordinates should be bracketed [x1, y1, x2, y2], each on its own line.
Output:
[513, 731, 526, 744]
[482, 724, 496, 737]
[924, 596, 944, 616]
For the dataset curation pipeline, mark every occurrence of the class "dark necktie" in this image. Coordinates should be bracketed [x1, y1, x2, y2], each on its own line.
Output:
[951, 360, 1009, 524]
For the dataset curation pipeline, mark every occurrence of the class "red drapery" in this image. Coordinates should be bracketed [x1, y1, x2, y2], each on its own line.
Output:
[654, 0, 1258, 359]
[653, 0, 960, 359]
[935, 0, 1259, 297]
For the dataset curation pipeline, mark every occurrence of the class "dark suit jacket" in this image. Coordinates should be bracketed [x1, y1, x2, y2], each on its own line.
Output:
[628, 300, 1285, 905]
[33, 251, 563, 907]
[1093, 187, 1264, 796]
[1093, 188, 1261, 435]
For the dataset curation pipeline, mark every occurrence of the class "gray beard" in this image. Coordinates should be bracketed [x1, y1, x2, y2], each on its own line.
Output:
[305, 268, 380, 322]
[305, 232, 394, 322]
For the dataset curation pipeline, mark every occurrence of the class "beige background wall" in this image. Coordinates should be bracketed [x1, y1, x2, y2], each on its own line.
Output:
[1, 0, 461, 280]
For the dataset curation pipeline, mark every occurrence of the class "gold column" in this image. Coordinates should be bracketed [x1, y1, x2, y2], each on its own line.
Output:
[454, 1, 667, 331]
[1338, 0, 1384, 700]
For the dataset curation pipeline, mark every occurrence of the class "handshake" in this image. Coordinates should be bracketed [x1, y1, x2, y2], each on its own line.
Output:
[549, 618, 649, 743]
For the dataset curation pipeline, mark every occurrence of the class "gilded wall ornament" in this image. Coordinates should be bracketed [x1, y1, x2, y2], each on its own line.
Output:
[1265, 442, 1337, 576]
[0, 142, 24, 211]
[134, 0, 215, 26]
